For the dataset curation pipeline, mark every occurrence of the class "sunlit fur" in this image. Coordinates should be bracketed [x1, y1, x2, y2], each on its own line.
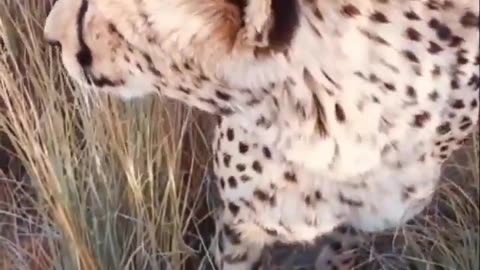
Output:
[44, 0, 479, 269]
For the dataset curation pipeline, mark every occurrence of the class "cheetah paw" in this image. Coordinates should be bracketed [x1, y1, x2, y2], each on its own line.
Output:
[314, 225, 363, 270]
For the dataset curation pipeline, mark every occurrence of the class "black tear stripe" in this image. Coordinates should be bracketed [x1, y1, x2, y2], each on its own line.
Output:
[75, 0, 93, 85]
[74, 0, 124, 88]
[76, 0, 92, 67]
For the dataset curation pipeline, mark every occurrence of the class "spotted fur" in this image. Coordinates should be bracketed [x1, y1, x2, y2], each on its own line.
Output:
[44, 0, 479, 269]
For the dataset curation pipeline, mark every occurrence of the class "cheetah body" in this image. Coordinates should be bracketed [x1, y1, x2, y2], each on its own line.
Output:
[44, 0, 479, 269]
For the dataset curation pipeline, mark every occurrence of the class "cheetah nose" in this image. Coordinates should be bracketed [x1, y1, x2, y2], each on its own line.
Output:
[43, 0, 80, 51]
[44, 19, 63, 51]
[46, 39, 62, 49]
[44, 13, 65, 50]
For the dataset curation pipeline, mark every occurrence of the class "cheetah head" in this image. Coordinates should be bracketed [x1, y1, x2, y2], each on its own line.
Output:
[44, 0, 299, 112]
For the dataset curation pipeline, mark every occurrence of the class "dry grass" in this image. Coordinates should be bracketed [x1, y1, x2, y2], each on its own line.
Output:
[0, 1, 478, 270]
[1, 1, 214, 269]
[356, 134, 479, 270]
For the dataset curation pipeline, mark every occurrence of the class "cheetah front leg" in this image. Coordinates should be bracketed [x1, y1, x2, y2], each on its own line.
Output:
[205, 188, 263, 269]
[209, 221, 264, 270]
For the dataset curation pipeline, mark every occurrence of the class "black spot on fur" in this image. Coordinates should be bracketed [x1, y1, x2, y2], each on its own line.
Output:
[215, 90, 231, 101]
[322, 70, 341, 89]
[412, 111, 431, 128]
[429, 18, 452, 40]
[370, 11, 389, 23]
[384, 82, 396, 91]
[450, 99, 465, 109]
[228, 176, 237, 188]
[284, 171, 297, 182]
[149, 66, 163, 76]
[199, 97, 218, 107]
[338, 192, 364, 207]
[226, 128, 234, 141]
[264, 227, 278, 236]
[428, 41, 443, 54]
[141, 52, 152, 64]
[460, 11, 479, 28]
[457, 54, 469, 65]
[256, 116, 272, 128]
[425, 0, 440, 10]
[404, 10, 421, 20]
[236, 163, 246, 172]
[431, 65, 441, 77]
[403, 50, 419, 63]
[459, 117, 473, 131]
[436, 122, 451, 135]
[312, 92, 328, 136]
[335, 103, 346, 122]
[223, 224, 242, 244]
[304, 69, 328, 136]
[219, 177, 225, 189]
[240, 174, 252, 182]
[178, 86, 191, 95]
[262, 146, 272, 159]
[254, 189, 270, 202]
[451, 79, 460, 89]
[405, 27, 422, 41]
[223, 153, 232, 167]
[252, 160, 263, 174]
[406, 86, 417, 98]
[341, 4, 361, 17]
[428, 18, 440, 29]
[239, 142, 249, 154]
[449, 36, 464, 47]
[313, 7, 324, 21]
[402, 185, 416, 201]
[359, 29, 390, 46]
[436, 24, 452, 40]
[470, 99, 478, 109]
[369, 73, 379, 82]
[304, 195, 312, 205]
[468, 74, 479, 88]
[228, 202, 240, 216]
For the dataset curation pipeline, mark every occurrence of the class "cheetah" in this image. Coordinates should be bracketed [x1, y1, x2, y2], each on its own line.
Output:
[44, 0, 479, 269]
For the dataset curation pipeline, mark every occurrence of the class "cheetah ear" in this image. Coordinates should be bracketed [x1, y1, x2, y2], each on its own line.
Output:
[235, 0, 300, 53]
